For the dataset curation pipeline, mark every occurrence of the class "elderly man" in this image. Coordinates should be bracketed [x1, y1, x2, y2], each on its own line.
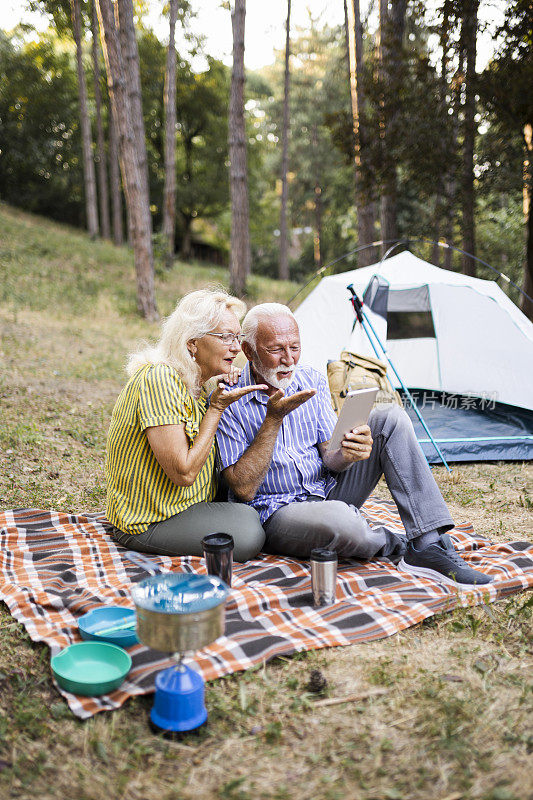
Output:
[216, 303, 492, 587]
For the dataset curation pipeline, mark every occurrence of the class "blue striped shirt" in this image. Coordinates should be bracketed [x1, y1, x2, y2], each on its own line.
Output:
[216, 363, 337, 523]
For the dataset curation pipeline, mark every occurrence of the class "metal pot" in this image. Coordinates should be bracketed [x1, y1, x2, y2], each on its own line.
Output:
[130, 573, 229, 655]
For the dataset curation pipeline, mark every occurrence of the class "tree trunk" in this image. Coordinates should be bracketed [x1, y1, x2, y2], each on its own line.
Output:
[521, 123, 533, 321]
[461, 0, 479, 276]
[116, 0, 152, 227]
[96, 0, 158, 320]
[313, 183, 323, 270]
[180, 215, 193, 261]
[70, 0, 99, 239]
[278, 0, 291, 281]
[377, 0, 389, 256]
[522, 204, 533, 321]
[344, 0, 376, 267]
[431, 215, 441, 266]
[440, 0, 455, 268]
[109, 103, 123, 245]
[380, 186, 398, 252]
[431, 2, 448, 267]
[312, 124, 323, 269]
[228, 0, 251, 296]
[90, 0, 111, 240]
[444, 25, 467, 271]
[162, 0, 178, 265]
[179, 140, 194, 260]
[378, 0, 407, 256]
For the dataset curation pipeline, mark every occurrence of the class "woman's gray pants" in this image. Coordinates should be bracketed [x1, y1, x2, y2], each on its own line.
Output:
[263, 405, 454, 561]
[111, 502, 265, 562]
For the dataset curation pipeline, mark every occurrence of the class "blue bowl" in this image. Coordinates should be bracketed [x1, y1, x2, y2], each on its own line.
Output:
[78, 605, 138, 648]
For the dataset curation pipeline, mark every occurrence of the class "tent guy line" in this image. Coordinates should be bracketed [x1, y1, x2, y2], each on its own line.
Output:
[379, 238, 533, 304]
[287, 239, 400, 307]
[288, 238, 533, 309]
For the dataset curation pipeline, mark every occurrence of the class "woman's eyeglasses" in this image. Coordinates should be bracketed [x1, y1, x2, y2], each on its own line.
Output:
[206, 332, 243, 345]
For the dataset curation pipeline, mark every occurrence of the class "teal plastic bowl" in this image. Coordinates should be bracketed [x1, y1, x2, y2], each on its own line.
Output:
[51, 642, 132, 696]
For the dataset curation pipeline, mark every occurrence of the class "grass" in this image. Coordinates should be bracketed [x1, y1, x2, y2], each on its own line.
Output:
[0, 202, 532, 800]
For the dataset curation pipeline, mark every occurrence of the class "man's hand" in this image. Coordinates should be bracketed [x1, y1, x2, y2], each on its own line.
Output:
[266, 388, 316, 421]
[210, 381, 267, 413]
[339, 424, 373, 463]
[222, 387, 315, 502]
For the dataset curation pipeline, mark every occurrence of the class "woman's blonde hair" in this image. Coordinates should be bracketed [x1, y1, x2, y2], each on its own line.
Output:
[127, 288, 246, 395]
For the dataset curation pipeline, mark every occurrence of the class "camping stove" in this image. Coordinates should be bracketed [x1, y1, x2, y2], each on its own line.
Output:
[130, 573, 229, 733]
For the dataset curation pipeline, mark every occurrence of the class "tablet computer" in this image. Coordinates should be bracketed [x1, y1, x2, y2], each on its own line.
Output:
[327, 387, 378, 450]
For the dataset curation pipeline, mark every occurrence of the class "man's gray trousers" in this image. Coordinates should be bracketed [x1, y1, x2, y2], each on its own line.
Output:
[263, 404, 454, 560]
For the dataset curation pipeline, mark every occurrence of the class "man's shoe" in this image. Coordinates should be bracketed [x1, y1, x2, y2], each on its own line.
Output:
[398, 533, 492, 589]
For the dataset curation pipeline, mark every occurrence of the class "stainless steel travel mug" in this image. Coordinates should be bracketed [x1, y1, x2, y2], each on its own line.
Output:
[201, 533, 234, 588]
[310, 548, 338, 607]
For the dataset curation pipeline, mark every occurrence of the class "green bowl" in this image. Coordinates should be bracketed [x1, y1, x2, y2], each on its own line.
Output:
[51, 641, 132, 696]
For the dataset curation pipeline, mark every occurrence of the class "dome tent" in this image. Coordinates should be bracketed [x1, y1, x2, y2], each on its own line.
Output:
[293, 251, 533, 462]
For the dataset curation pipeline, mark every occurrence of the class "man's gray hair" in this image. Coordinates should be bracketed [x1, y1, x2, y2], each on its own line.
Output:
[241, 303, 297, 348]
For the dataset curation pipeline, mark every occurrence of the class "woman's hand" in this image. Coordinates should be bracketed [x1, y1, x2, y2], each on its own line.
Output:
[213, 366, 242, 387]
[227, 365, 242, 386]
[210, 382, 268, 412]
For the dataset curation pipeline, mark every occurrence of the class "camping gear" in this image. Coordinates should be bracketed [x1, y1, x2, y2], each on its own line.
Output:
[310, 549, 338, 607]
[78, 605, 138, 647]
[348, 274, 390, 356]
[294, 251, 533, 462]
[150, 661, 207, 734]
[51, 641, 132, 696]
[405, 395, 533, 462]
[327, 351, 402, 414]
[202, 532, 234, 587]
[131, 573, 229, 733]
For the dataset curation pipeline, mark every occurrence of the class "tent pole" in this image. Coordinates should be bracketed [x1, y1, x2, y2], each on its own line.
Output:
[347, 285, 452, 474]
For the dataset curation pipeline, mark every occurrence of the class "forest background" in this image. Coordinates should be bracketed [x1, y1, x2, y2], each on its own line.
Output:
[0, 4, 532, 797]
[0, 0, 532, 321]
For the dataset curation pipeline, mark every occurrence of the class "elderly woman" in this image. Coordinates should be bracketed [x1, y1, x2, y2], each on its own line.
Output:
[105, 289, 266, 561]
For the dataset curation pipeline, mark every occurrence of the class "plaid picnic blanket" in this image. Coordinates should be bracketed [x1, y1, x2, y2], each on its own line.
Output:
[1, 500, 532, 719]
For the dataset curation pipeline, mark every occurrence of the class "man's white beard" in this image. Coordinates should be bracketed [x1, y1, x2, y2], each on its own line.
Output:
[252, 358, 295, 390]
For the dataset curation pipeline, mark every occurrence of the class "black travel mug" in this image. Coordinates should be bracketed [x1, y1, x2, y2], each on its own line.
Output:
[201, 532, 234, 588]
[310, 548, 338, 607]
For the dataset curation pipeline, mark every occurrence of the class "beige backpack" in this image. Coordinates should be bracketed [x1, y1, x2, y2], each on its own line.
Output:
[327, 350, 403, 414]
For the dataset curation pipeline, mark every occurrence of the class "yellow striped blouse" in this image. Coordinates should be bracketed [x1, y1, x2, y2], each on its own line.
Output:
[105, 364, 216, 535]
